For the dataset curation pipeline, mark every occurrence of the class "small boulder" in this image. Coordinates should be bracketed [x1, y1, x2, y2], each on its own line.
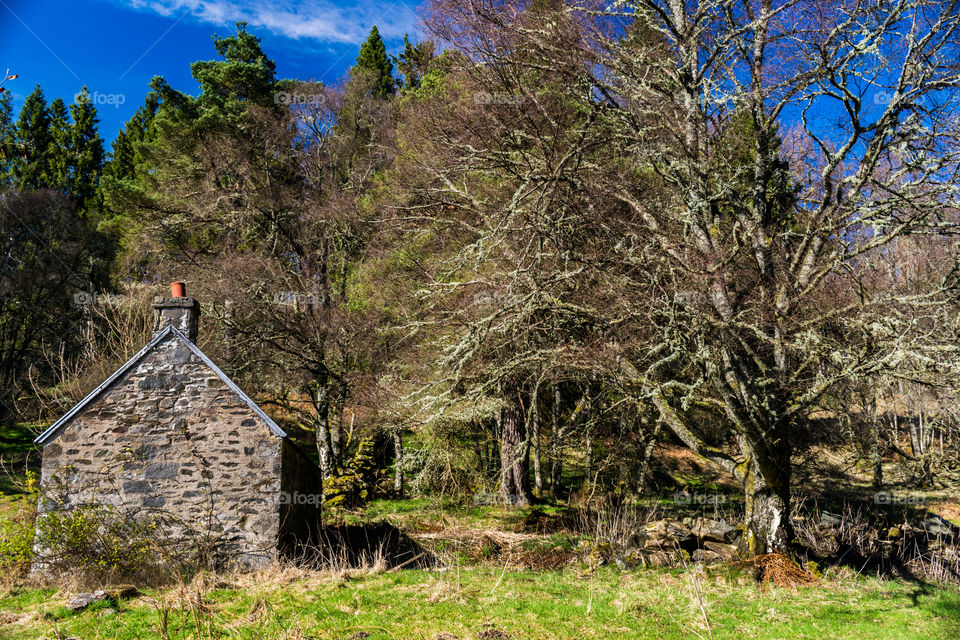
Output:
[703, 540, 738, 561]
[819, 511, 842, 528]
[66, 590, 109, 612]
[66, 585, 139, 612]
[106, 585, 139, 600]
[643, 520, 695, 549]
[690, 518, 737, 543]
[641, 549, 674, 567]
[691, 548, 722, 565]
[922, 515, 955, 537]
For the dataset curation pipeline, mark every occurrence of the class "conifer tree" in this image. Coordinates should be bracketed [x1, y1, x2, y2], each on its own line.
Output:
[70, 87, 105, 216]
[12, 85, 53, 188]
[355, 26, 395, 97]
[48, 97, 72, 191]
[105, 92, 158, 182]
[395, 34, 434, 91]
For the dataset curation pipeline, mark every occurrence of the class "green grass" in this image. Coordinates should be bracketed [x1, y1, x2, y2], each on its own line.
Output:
[0, 567, 957, 639]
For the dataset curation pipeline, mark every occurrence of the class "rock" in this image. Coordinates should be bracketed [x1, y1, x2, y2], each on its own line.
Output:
[66, 585, 139, 612]
[624, 532, 647, 548]
[579, 540, 616, 567]
[690, 518, 737, 543]
[66, 590, 109, 612]
[819, 511, 842, 528]
[691, 548, 722, 564]
[106, 585, 139, 600]
[641, 549, 674, 567]
[922, 515, 955, 537]
[703, 540, 738, 561]
[617, 548, 645, 569]
[643, 520, 694, 549]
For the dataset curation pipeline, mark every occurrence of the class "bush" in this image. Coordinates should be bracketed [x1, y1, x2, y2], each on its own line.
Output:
[0, 471, 40, 578]
[324, 437, 391, 509]
[33, 503, 160, 580]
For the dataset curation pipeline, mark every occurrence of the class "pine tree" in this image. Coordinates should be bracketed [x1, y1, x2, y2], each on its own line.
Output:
[190, 21, 283, 128]
[48, 97, 72, 191]
[70, 87, 105, 216]
[105, 92, 159, 182]
[395, 34, 434, 92]
[355, 26, 395, 97]
[13, 85, 53, 188]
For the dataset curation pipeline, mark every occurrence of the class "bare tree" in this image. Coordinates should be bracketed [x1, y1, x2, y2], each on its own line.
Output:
[413, 0, 960, 552]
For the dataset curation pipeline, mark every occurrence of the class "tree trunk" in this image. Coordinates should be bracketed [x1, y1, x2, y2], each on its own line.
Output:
[331, 383, 345, 468]
[499, 391, 531, 506]
[870, 391, 884, 488]
[531, 386, 543, 497]
[314, 379, 335, 484]
[393, 430, 404, 498]
[638, 422, 660, 494]
[584, 420, 593, 491]
[549, 383, 562, 497]
[741, 443, 795, 555]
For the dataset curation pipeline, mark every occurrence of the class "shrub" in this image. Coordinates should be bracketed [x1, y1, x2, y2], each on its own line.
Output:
[0, 471, 40, 578]
[324, 437, 390, 509]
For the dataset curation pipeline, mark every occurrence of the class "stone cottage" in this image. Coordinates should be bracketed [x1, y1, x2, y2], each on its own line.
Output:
[34, 284, 322, 570]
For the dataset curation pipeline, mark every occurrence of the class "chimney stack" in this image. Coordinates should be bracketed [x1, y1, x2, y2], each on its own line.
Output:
[153, 282, 200, 342]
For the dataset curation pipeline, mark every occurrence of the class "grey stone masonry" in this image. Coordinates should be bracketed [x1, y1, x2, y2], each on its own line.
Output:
[153, 296, 200, 342]
[35, 305, 322, 571]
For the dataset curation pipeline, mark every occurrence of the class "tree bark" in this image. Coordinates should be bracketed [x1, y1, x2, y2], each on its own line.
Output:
[549, 383, 562, 496]
[499, 390, 532, 506]
[870, 390, 883, 488]
[314, 380, 335, 485]
[741, 438, 795, 556]
[531, 386, 542, 496]
[331, 383, 346, 468]
[393, 429, 404, 497]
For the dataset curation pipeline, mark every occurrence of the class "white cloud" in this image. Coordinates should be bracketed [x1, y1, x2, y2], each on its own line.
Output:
[119, 0, 421, 45]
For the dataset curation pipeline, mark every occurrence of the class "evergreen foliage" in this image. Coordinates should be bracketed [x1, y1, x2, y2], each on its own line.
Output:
[12, 85, 53, 188]
[355, 26, 395, 97]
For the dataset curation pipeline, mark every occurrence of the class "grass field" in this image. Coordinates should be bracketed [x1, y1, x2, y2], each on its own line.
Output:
[1, 564, 959, 639]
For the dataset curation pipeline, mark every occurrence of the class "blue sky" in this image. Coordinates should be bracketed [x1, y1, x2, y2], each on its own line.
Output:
[0, 0, 422, 143]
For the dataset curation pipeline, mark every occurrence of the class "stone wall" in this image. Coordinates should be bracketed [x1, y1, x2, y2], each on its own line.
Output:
[39, 332, 284, 570]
